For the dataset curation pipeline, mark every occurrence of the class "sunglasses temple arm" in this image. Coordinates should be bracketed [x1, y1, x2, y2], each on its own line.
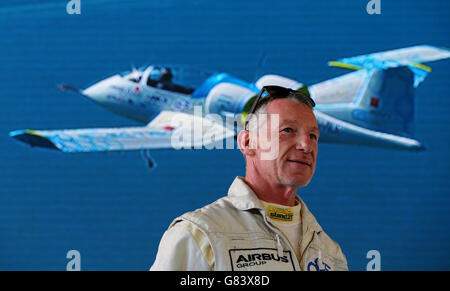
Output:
[245, 88, 266, 129]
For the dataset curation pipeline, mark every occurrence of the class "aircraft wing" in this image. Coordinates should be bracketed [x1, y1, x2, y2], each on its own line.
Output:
[9, 111, 235, 152]
[328, 45, 450, 86]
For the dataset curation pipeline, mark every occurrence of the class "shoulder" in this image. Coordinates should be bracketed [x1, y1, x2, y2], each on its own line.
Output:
[150, 220, 212, 270]
[172, 196, 237, 233]
[171, 195, 259, 235]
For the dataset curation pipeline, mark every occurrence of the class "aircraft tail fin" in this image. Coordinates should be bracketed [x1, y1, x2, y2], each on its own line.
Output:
[328, 45, 450, 87]
[311, 65, 419, 138]
[351, 66, 417, 138]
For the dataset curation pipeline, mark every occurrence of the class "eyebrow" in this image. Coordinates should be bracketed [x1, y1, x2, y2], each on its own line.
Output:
[280, 119, 298, 126]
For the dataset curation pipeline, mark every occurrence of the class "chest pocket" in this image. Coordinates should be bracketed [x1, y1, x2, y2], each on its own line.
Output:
[300, 232, 329, 271]
[300, 231, 345, 271]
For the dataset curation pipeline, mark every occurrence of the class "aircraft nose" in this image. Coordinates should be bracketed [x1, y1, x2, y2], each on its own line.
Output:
[82, 82, 106, 102]
[82, 75, 122, 104]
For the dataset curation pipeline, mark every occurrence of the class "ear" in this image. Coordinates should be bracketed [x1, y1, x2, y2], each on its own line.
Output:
[237, 129, 256, 157]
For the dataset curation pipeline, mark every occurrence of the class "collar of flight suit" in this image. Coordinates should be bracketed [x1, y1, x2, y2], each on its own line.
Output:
[227, 176, 323, 233]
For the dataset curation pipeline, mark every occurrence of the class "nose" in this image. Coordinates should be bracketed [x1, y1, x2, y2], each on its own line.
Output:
[295, 132, 314, 153]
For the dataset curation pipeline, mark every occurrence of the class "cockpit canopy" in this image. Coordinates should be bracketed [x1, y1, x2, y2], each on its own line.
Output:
[120, 65, 216, 95]
[120, 69, 143, 83]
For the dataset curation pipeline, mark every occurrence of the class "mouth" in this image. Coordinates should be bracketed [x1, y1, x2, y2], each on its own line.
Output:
[287, 159, 312, 167]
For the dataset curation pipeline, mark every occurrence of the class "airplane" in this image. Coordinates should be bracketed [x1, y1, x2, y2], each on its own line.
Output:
[9, 45, 450, 168]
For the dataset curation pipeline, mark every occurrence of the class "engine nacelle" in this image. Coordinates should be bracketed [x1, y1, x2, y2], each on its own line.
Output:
[255, 74, 305, 91]
[204, 74, 310, 128]
[204, 82, 257, 126]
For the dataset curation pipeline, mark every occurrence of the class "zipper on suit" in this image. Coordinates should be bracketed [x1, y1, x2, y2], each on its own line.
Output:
[275, 234, 283, 257]
[260, 210, 300, 270]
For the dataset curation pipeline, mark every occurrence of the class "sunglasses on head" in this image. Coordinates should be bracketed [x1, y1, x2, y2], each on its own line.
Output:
[244, 85, 315, 130]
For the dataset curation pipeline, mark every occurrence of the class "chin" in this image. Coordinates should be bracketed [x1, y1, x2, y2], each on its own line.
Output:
[281, 177, 311, 188]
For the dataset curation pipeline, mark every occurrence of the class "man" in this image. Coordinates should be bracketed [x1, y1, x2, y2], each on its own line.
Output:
[150, 85, 348, 271]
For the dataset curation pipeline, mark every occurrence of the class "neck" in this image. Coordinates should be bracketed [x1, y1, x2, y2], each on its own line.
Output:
[243, 172, 298, 207]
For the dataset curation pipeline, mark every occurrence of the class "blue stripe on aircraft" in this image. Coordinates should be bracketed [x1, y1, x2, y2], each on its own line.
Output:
[191, 73, 259, 98]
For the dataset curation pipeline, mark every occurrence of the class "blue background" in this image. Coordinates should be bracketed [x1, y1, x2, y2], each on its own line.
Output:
[0, 0, 449, 270]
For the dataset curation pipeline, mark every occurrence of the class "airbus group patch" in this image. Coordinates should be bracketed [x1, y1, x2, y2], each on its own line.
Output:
[229, 248, 296, 271]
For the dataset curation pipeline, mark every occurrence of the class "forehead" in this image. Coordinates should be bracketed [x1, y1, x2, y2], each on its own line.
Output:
[265, 98, 317, 127]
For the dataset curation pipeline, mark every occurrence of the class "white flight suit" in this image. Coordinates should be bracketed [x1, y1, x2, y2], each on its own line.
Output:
[150, 177, 348, 271]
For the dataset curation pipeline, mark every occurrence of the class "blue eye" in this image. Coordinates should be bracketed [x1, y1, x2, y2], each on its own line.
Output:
[282, 128, 293, 133]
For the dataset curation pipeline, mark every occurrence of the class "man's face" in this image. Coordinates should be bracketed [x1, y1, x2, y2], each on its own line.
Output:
[250, 98, 320, 188]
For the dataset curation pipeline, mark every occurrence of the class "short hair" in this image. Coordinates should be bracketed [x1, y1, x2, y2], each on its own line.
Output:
[244, 86, 315, 131]
[246, 94, 315, 133]
[253, 90, 315, 114]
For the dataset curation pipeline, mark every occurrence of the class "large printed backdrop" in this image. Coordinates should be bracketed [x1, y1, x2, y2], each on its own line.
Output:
[0, 0, 449, 270]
